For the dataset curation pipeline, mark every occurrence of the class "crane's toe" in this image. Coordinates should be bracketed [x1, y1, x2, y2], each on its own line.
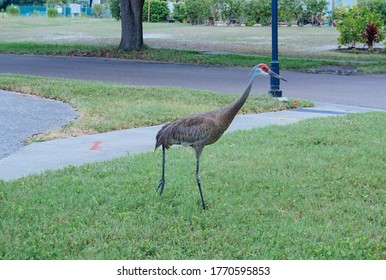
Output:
[156, 179, 165, 195]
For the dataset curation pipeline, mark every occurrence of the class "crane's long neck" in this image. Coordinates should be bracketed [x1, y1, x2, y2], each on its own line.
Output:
[218, 75, 255, 125]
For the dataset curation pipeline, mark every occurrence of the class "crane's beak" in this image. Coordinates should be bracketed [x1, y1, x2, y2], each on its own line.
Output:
[268, 69, 288, 82]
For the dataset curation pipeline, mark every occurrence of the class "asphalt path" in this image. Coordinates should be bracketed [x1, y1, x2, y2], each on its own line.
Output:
[1, 54, 386, 109]
[0, 90, 78, 159]
[0, 54, 385, 160]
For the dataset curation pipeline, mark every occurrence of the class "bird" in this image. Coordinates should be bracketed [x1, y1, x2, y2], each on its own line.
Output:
[154, 63, 287, 209]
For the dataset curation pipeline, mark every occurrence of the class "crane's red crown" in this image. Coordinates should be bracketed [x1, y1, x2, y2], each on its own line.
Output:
[258, 63, 270, 73]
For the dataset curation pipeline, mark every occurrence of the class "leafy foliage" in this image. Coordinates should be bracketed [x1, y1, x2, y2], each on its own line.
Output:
[358, 0, 386, 25]
[279, 0, 303, 26]
[335, 6, 366, 48]
[184, 0, 211, 25]
[142, 0, 170, 22]
[304, 0, 327, 24]
[110, 0, 121, 21]
[334, 5, 384, 48]
[47, 8, 58, 18]
[173, 0, 328, 26]
[173, 2, 187, 23]
[243, 0, 271, 26]
[6, 5, 19, 16]
[111, 0, 169, 22]
[92, 4, 103, 18]
[362, 22, 380, 48]
[1, 0, 45, 10]
[211, 0, 244, 22]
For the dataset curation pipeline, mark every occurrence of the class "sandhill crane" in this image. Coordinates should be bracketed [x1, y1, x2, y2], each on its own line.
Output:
[155, 63, 287, 209]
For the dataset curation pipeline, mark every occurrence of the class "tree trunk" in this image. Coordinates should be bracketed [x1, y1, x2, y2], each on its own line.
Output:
[119, 0, 145, 51]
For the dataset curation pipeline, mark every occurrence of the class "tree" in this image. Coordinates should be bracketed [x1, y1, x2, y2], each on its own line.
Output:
[119, 0, 145, 51]
[279, 0, 303, 26]
[185, 0, 211, 25]
[304, 0, 327, 26]
[111, 0, 121, 20]
[1, 0, 46, 8]
[92, 4, 104, 18]
[211, 0, 244, 22]
[244, 0, 271, 26]
[173, 1, 187, 23]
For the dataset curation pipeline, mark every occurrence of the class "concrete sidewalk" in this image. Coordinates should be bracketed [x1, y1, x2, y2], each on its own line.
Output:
[0, 103, 382, 181]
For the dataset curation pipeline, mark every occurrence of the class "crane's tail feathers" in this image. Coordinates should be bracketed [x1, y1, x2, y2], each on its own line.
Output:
[155, 123, 173, 150]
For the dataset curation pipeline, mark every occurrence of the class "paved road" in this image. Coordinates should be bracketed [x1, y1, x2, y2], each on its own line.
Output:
[1, 54, 386, 109]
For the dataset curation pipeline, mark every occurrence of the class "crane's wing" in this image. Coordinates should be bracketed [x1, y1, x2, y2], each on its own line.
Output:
[155, 114, 217, 150]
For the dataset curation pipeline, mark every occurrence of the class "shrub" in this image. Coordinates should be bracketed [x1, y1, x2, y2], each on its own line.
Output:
[173, 2, 187, 23]
[335, 5, 384, 48]
[331, 5, 348, 24]
[47, 8, 58, 18]
[358, 0, 386, 25]
[185, 0, 211, 25]
[110, 0, 121, 21]
[335, 6, 365, 48]
[6, 5, 19, 16]
[244, 19, 256, 27]
[362, 22, 381, 48]
[142, 0, 169, 22]
[92, 4, 103, 18]
[110, 0, 169, 22]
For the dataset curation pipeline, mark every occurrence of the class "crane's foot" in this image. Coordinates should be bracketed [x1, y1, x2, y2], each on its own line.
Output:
[155, 179, 165, 195]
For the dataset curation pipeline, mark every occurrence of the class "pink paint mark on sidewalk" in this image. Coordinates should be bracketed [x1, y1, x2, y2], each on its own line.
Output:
[90, 141, 102, 150]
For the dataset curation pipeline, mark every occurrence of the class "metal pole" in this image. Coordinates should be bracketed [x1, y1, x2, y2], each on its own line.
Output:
[270, 0, 282, 97]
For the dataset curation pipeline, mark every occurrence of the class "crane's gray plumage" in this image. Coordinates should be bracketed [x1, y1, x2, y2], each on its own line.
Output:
[155, 64, 287, 209]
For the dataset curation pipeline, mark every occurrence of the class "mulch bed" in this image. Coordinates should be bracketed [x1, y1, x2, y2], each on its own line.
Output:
[333, 47, 385, 55]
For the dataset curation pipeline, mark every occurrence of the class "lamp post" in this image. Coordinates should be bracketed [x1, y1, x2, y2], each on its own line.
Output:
[269, 0, 282, 97]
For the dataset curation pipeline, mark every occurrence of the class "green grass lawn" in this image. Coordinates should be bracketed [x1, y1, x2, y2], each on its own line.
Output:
[0, 112, 385, 259]
[0, 18, 384, 260]
[0, 74, 311, 141]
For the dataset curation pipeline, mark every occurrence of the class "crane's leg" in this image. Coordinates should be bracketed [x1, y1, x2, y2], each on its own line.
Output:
[156, 146, 166, 195]
[195, 148, 206, 210]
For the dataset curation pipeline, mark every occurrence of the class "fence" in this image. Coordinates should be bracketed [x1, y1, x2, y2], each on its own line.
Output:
[18, 5, 93, 17]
